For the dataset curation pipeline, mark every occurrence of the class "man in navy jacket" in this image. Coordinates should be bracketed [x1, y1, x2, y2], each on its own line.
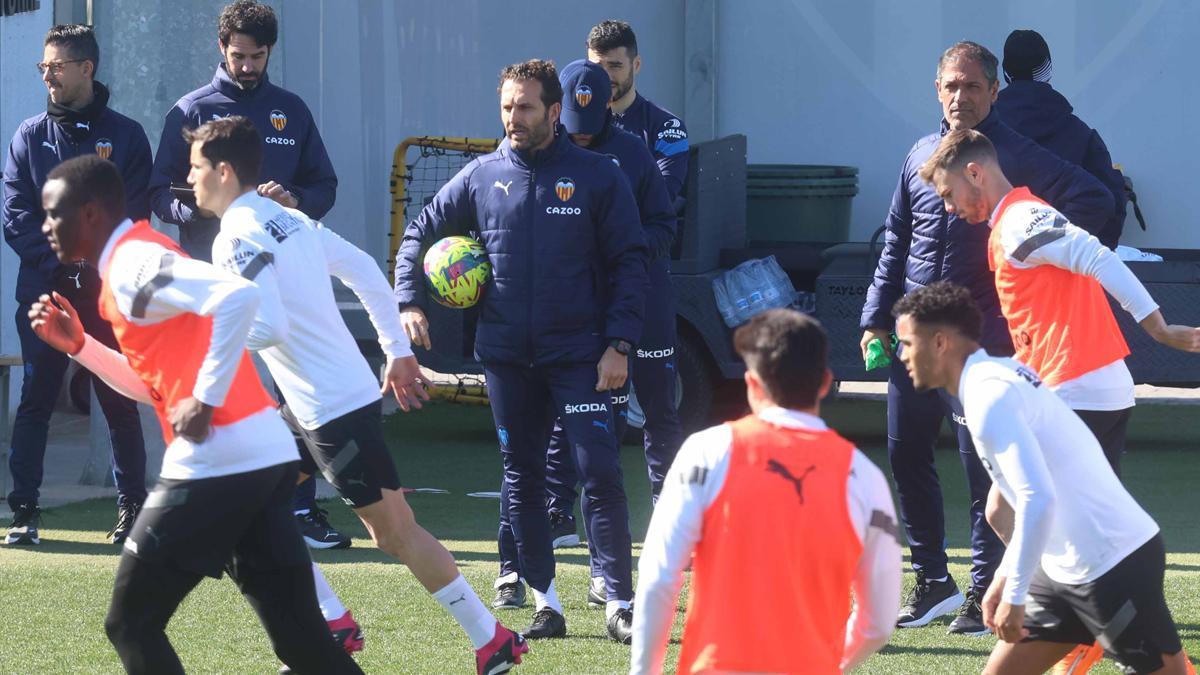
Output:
[858, 41, 1114, 636]
[148, 0, 337, 263]
[491, 60, 680, 612]
[586, 20, 689, 213]
[148, 1, 344, 549]
[394, 60, 647, 645]
[2, 24, 149, 546]
[995, 29, 1128, 249]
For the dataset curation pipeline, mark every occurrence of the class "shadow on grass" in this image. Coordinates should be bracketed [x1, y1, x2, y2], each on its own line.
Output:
[879, 644, 990, 657]
[311, 547, 595, 567]
[8, 539, 122, 557]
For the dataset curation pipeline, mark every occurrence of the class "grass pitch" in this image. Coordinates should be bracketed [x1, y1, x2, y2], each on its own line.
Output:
[0, 398, 1196, 673]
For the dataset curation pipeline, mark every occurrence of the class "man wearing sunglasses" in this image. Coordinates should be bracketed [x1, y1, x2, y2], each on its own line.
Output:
[2, 24, 151, 548]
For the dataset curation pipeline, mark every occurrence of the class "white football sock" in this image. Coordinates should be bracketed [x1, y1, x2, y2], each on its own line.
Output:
[606, 599, 631, 620]
[532, 580, 563, 614]
[311, 562, 346, 621]
[494, 571, 521, 589]
[433, 574, 496, 650]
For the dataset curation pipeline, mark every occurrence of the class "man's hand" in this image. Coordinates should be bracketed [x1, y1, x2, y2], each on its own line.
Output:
[169, 397, 215, 443]
[1141, 310, 1200, 352]
[29, 292, 85, 355]
[596, 346, 628, 391]
[257, 181, 298, 209]
[981, 574, 1004, 630]
[380, 355, 432, 412]
[400, 307, 432, 350]
[993, 601, 1028, 643]
[860, 327, 892, 361]
[981, 575, 1028, 642]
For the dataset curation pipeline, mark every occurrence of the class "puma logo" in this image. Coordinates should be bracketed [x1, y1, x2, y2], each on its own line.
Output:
[766, 459, 816, 505]
[344, 477, 368, 489]
[493, 180, 513, 196]
[142, 526, 163, 547]
[41, 141, 57, 152]
[448, 593, 466, 606]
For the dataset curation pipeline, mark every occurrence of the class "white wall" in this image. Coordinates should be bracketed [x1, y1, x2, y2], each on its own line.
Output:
[276, 0, 686, 259]
[716, 0, 1196, 248]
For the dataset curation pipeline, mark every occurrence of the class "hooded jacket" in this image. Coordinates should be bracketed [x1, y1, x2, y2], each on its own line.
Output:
[995, 80, 1127, 248]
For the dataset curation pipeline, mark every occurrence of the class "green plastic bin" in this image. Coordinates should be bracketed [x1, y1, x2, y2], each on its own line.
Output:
[746, 164, 859, 243]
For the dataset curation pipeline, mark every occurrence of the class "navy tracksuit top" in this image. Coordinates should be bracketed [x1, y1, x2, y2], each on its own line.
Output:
[149, 64, 337, 259]
[394, 130, 648, 367]
[612, 92, 689, 210]
[585, 118, 676, 262]
[3, 98, 151, 303]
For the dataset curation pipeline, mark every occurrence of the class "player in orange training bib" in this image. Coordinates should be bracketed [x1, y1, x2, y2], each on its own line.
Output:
[630, 309, 901, 675]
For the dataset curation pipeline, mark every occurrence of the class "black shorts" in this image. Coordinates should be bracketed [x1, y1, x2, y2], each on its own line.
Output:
[1024, 533, 1181, 674]
[281, 400, 402, 508]
[123, 462, 310, 579]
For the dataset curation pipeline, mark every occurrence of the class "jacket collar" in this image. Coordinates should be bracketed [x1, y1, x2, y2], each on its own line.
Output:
[211, 63, 271, 101]
[503, 126, 571, 169]
[592, 113, 616, 147]
[46, 81, 110, 141]
[940, 108, 1001, 137]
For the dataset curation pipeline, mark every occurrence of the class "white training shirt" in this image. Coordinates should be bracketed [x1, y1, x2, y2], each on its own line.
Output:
[990, 198, 1159, 410]
[212, 192, 413, 429]
[630, 407, 901, 675]
[959, 349, 1159, 605]
[72, 219, 298, 480]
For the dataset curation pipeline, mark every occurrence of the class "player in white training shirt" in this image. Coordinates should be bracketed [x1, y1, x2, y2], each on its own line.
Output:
[632, 309, 900, 675]
[894, 282, 1191, 675]
[186, 117, 527, 675]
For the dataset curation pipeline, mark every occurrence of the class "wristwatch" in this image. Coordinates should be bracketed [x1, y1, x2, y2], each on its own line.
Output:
[609, 339, 632, 356]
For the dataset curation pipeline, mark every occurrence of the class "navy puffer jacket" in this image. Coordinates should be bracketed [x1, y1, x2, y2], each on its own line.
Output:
[394, 130, 648, 366]
[860, 111, 1115, 352]
[995, 80, 1127, 249]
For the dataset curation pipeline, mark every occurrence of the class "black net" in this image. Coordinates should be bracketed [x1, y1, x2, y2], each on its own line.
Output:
[400, 139, 495, 229]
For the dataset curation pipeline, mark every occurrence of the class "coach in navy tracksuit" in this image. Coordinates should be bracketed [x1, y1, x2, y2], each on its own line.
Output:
[147, 1, 342, 546]
[148, 2, 336, 263]
[860, 42, 1114, 635]
[2, 25, 148, 545]
[394, 60, 647, 644]
[995, 29, 1128, 249]
[491, 60, 679, 606]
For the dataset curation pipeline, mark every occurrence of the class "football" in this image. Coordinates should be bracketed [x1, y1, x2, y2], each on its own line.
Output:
[423, 235, 492, 308]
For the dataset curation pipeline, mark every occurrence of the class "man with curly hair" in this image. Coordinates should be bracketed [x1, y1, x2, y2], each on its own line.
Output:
[147, 0, 351, 561]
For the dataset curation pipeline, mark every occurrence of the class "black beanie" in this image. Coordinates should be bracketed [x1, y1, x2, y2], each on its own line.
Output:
[1003, 29, 1052, 83]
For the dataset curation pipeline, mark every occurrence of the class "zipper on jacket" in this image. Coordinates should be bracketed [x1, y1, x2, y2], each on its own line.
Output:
[525, 170, 536, 367]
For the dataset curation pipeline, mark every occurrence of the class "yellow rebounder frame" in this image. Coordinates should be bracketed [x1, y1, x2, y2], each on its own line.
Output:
[387, 136, 500, 277]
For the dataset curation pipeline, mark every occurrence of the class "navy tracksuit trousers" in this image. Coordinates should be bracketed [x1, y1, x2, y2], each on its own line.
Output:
[887, 350, 1002, 593]
[487, 361, 633, 602]
[498, 261, 682, 581]
[9, 265, 147, 511]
